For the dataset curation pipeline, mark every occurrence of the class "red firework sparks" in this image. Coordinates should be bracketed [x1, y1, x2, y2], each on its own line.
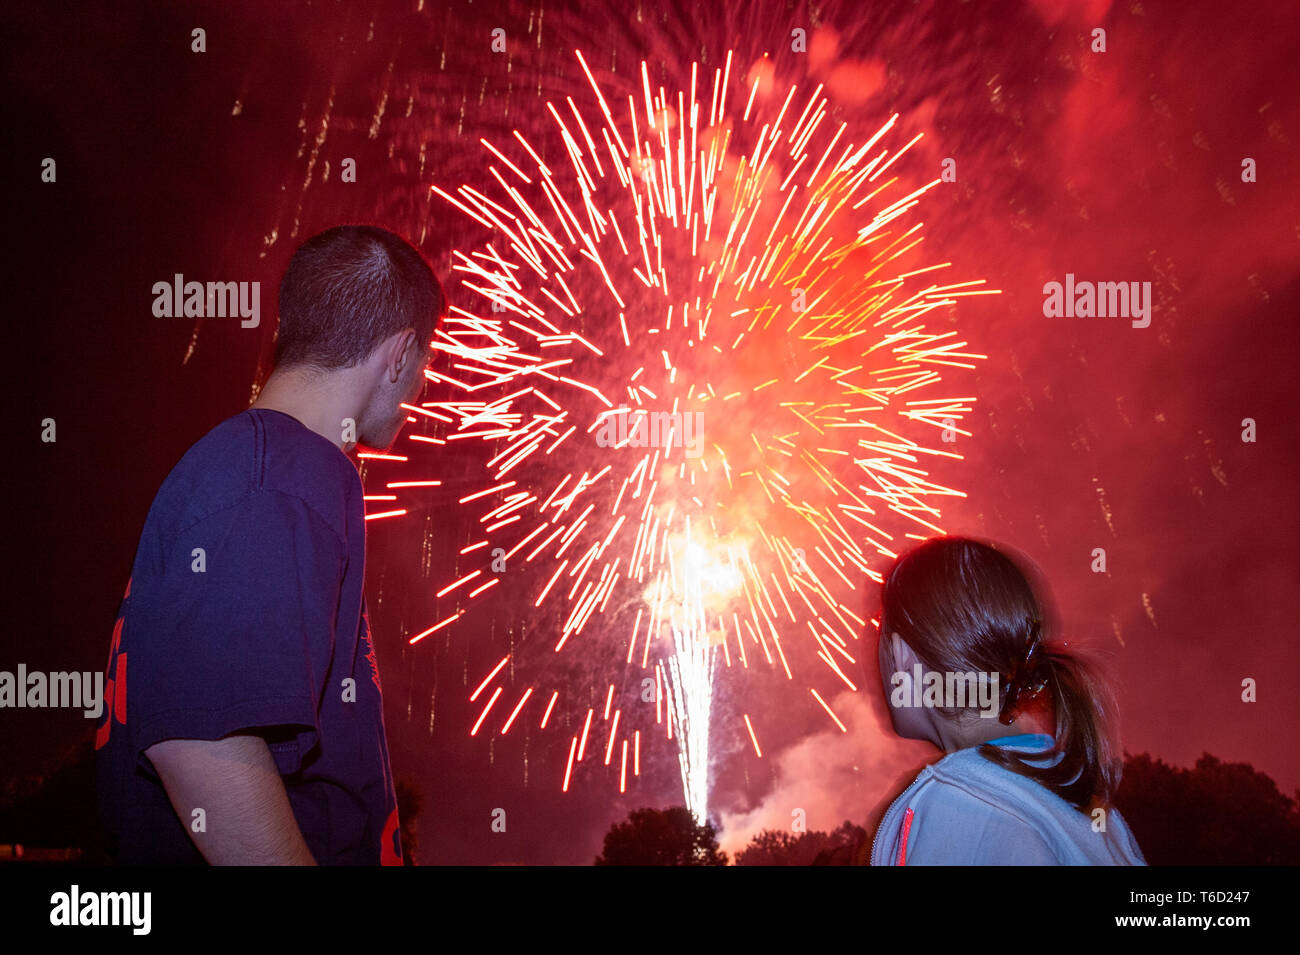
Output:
[376, 48, 994, 808]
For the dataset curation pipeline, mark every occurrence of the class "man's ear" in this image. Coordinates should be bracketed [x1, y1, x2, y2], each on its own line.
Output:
[386, 328, 418, 382]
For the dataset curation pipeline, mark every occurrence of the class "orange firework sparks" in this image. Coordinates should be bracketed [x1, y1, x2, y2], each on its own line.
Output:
[382, 48, 994, 811]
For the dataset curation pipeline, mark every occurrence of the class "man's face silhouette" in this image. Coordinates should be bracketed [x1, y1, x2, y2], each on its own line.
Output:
[357, 334, 432, 451]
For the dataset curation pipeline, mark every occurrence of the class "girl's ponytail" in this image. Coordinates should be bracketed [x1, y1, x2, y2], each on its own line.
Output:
[980, 641, 1122, 809]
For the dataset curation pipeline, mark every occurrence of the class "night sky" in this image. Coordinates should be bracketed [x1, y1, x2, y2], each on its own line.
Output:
[5, 0, 1298, 864]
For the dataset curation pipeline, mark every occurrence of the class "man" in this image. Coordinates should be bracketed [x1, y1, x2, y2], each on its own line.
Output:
[95, 225, 445, 864]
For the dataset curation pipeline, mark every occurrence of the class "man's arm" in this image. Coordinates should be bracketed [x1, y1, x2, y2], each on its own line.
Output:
[144, 734, 317, 865]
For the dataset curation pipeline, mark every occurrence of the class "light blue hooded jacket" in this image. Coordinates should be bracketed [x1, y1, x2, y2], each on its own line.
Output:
[871, 734, 1147, 865]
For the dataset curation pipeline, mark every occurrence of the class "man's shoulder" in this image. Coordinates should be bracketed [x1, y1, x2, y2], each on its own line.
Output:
[149, 409, 357, 539]
[145, 411, 257, 529]
[252, 409, 360, 536]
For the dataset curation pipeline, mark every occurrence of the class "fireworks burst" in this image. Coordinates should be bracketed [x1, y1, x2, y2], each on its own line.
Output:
[375, 49, 994, 820]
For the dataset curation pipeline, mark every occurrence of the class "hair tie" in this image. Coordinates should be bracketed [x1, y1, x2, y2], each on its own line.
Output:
[997, 618, 1049, 725]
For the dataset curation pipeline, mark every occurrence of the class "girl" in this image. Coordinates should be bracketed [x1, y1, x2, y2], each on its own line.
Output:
[870, 536, 1146, 865]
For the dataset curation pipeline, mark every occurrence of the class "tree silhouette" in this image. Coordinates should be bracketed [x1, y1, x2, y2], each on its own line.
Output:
[736, 819, 868, 865]
[595, 806, 728, 865]
[0, 740, 105, 863]
[1115, 752, 1300, 865]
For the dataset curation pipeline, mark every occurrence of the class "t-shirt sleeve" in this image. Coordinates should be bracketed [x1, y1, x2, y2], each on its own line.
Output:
[903, 785, 1059, 865]
[129, 489, 345, 777]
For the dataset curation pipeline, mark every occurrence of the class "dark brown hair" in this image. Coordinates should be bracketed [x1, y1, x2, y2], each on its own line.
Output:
[275, 224, 445, 370]
[876, 536, 1122, 810]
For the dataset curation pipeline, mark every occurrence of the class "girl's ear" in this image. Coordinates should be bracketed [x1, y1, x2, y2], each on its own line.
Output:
[879, 631, 900, 673]
[889, 632, 921, 671]
[881, 631, 895, 671]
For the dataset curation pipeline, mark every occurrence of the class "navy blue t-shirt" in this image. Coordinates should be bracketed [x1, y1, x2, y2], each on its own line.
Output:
[95, 407, 402, 865]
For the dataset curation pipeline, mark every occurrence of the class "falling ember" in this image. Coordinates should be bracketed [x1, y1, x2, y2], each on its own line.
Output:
[809, 687, 848, 733]
[469, 655, 510, 699]
[500, 687, 533, 734]
[408, 611, 463, 644]
[540, 690, 559, 728]
[470, 686, 503, 736]
[743, 714, 763, 758]
[388, 48, 993, 815]
[562, 736, 577, 792]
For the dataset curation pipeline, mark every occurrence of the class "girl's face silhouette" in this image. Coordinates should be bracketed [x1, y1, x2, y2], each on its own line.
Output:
[878, 627, 1054, 752]
[878, 629, 932, 741]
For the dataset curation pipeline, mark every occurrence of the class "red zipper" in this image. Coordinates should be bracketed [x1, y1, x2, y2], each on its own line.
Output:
[897, 808, 915, 865]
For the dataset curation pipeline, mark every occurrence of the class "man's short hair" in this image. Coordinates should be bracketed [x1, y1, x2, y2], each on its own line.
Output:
[275, 224, 445, 369]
